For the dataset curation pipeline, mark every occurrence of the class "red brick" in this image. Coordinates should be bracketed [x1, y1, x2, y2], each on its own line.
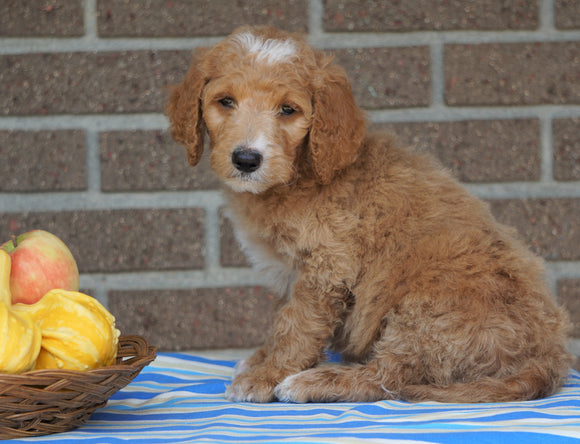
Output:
[333, 47, 431, 109]
[445, 42, 580, 106]
[1, 51, 191, 115]
[108, 287, 276, 351]
[0, 209, 205, 273]
[0, 0, 84, 36]
[553, 118, 580, 181]
[324, 0, 538, 32]
[100, 131, 220, 191]
[375, 119, 541, 183]
[555, 0, 580, 29]
[0, 130, 87, 191]
[558, 279, 580, 337]
[488, 199, 580, 261]
[97, 0, 308, 37]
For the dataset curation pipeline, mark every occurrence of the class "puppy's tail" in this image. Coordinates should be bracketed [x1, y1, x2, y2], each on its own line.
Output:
[399, 362, 570, 403]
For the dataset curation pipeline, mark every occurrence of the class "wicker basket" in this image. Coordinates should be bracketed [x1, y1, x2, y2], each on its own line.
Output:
[0, 335, 156, 439]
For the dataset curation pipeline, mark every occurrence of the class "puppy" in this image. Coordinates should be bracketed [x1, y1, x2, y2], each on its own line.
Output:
[167, 26, 573, 403]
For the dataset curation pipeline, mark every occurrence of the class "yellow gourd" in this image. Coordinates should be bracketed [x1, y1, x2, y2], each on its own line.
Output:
[0, 249, 120, 373]
[0, 250, 42, 374]
[13, 289, 121, 371]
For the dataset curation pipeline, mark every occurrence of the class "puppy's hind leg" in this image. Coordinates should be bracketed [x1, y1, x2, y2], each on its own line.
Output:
[274, 361, 404, 403]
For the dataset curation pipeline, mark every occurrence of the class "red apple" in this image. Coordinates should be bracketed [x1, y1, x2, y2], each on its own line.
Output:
[0, 230, 79, 304]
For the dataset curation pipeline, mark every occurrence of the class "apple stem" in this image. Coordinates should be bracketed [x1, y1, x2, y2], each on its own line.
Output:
[11, 235, 17, 248]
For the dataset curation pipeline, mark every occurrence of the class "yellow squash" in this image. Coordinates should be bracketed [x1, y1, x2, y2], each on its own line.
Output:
[0, 250, 42, 374]
[13, 289, 121, 371]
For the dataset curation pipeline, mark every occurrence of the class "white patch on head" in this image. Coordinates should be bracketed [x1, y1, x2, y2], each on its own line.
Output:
[233, 32, 296, 64]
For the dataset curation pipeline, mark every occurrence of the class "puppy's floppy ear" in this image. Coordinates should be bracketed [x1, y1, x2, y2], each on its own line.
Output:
[166, 48, 209, 167]
[309, 55, 367, 185]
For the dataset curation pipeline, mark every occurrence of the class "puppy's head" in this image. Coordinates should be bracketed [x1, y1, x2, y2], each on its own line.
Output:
[166, 26, 366, 193]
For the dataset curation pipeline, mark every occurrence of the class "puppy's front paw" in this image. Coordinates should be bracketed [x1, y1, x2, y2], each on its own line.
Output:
[226, 371, 278, 403]
[274, 367, 350, 403]
[274, 372, 305, 403]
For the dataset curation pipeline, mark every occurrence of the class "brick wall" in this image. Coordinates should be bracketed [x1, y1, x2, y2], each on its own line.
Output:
[0, 1, 579, 368]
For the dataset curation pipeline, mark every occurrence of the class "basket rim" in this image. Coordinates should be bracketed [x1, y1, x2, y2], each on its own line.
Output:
[0, 335, 156, 382]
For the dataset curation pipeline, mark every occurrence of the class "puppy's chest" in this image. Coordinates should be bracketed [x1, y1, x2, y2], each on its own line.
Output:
[231, 213, 304, 297]
[234, 211, 304, 267]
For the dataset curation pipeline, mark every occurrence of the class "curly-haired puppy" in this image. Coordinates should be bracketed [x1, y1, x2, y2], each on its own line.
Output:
[167, 26, 573, 403]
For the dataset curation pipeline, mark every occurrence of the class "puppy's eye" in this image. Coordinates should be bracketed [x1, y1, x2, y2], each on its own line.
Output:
[218, 97, 235, 108]
[280, 105, 296, 116]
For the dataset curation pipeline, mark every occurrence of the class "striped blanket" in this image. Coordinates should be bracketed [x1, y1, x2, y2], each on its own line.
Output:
[12, 351, 580, 443]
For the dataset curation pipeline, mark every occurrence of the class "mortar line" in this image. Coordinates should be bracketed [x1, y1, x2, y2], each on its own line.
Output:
[0, 37, 221, 55]
[83, 0, 98, 39]
[308, 0, 324, 41]
[90, 285, 109, 308]
[0, 190, 225, 212]
[464, 182, 580, 199]
[546, 262, 580, 281]
[0, 114, 169, 131]
[2, 30, 580, 55]
[85, 128, 101, 192]
[203, 199, 223, 270]
[263, 28, 568, 47]
[369, 106, 580, 123]
[539, 0, 556, 31]
[79, 268, 262, 292]
[540, 112, 555, 183]
[429, 40, 445, 108]
[3, 106, 580, 131]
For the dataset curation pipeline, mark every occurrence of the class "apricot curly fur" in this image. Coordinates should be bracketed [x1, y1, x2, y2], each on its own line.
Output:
[167, 26, 573, 404]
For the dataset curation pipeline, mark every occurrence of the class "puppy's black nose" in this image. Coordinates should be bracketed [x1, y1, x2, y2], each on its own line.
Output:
[232, 148, 263, 173]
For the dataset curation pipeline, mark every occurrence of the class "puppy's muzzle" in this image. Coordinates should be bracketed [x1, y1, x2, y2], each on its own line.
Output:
[232, 147, 263, 173]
